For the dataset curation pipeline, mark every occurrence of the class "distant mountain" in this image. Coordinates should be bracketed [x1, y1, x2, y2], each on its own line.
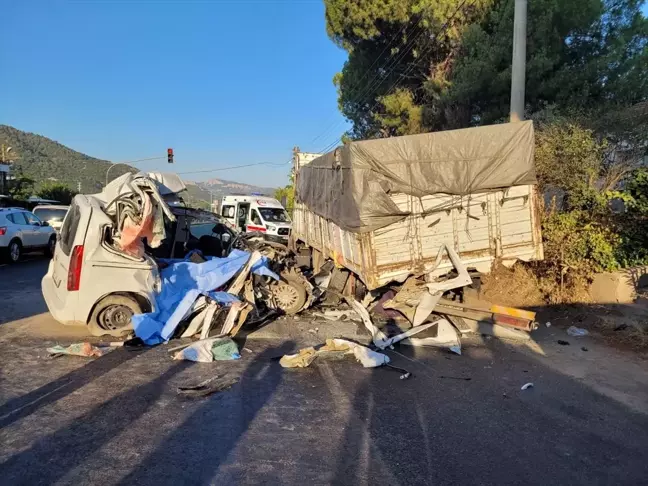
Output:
[194, 178, 275, 201]
[0, 125, 276, 207]
[0, 124, 134, 193]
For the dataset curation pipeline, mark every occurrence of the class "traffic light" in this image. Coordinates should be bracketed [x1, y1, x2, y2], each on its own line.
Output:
[167, 148, 174, 164]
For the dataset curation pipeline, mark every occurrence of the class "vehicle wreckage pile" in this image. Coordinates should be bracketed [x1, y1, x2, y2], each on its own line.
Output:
[54, 172, 539, 369]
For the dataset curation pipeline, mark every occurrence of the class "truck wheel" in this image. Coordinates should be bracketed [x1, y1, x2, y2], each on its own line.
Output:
[45, 236, 57, 257]
[272, 277, 307, 315]
[88, 294, 142, 337]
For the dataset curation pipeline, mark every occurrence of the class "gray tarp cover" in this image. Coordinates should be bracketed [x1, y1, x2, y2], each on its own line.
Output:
[296, 121, 536, 233]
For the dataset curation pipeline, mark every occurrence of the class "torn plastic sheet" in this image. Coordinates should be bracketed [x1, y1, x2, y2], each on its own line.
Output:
[132, 249, 279, 345]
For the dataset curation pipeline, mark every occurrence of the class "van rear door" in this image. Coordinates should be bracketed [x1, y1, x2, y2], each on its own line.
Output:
[50, 198, 91, 312]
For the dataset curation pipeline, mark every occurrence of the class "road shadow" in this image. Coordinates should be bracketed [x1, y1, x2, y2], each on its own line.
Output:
[0, 258, 50, 324]
[0, 347, 147, 428]
[115, 341, 294, 485]
[329, 339, 648, 485]
[1, 359, 188, 485]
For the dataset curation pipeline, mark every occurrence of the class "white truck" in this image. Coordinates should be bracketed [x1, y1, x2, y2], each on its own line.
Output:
[220, 195, 292, 243]
[291, 121, 544, 291]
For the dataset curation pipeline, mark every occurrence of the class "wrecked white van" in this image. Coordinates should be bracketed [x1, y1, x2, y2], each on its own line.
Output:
[41, 173, 179, 336]
[42, 172, 310, 336]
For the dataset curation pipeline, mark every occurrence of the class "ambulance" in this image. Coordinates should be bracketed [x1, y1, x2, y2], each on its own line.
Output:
[220, 194, 291, 242]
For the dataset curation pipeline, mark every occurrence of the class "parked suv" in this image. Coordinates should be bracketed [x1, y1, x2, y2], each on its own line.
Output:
[0, 207, 57, 263]
[33, 205, 70, 232]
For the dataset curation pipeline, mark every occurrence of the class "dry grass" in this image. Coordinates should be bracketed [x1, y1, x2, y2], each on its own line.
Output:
[480, 260, 545, 308]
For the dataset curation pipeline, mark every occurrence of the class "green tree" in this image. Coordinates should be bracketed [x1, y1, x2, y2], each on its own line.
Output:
[36, 181, 78, 205]
[325, 0, 648, 138]
[274, 170, 295, 214]
[326, 0, 494, 139]
[7, 170, 35, 200]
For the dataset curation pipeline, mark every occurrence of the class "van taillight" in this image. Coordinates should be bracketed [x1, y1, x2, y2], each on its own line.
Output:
[67, 245, 84, 291]
[0, 227, 6, 236]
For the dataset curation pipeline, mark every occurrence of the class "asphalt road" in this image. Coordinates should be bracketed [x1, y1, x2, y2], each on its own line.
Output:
[0, 257, 50, 324]
[1, 259, 648, 485]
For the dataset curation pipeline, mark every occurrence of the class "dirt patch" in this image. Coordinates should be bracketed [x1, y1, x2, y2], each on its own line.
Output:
[480, 261, 544, 308]
[536, 297, 648, 352]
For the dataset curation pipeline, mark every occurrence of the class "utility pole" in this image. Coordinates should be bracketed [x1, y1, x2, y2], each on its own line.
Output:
[509, 0, 527, 123]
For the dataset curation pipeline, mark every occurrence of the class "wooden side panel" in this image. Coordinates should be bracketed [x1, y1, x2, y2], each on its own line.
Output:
[293, 184, 544, 290]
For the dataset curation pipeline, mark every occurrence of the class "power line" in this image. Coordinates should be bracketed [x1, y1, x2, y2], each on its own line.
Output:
[177, 158, 292, 176]
[308, 21, 414, 147]
[314, 13, 430, 153]
[317, 0, 474, 153]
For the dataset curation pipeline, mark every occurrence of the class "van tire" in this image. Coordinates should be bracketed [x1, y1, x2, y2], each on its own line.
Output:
[271, 277, 307, 315]
[45, 236, 57, 257]
[88, 294, 142, 337]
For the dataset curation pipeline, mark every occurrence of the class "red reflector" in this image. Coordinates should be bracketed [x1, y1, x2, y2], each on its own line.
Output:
[0, 227, 6, 236]
[67, 245, 84, 291]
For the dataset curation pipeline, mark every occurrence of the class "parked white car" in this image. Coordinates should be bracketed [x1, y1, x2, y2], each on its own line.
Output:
[0, 207, 57, 263]
[33, 205, 70, 232]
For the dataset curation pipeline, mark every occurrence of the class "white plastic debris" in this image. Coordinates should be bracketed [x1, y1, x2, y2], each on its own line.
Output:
[567, 326, 589, 337]
[521, 382, 534, 390]
[279, 338, 389, 369]
[545, 321, 552, 328]
[351, 344, 390, 368]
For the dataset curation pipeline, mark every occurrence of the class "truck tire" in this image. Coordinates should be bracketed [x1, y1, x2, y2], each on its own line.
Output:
[88, 294, 142, 337]
[272, 277, 307, 315]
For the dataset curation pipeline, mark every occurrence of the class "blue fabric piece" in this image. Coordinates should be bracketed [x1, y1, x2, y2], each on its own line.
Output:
[132, 250, 279, 345]
[207, 291, 240, 304]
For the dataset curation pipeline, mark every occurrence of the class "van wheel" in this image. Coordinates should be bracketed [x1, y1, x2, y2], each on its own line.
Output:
[271, 277, 307, 315]
[45, 236, 57, 257]
[88, 294, 142, 337]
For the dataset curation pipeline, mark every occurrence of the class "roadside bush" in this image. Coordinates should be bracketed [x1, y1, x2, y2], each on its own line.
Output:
[532, 119, 641, 303]
[615, 168, 648, 267]
[537, 208, 621, 303]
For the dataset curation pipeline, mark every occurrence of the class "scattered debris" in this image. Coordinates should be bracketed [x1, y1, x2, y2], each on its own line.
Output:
[545, 321, 552, 328]
[280, 339, 389, 369]
[383, 364, 412, 380]
[177, 375, 239, 398]
[173, 337, 240, 362]
[312, 310, 360, 322]
[567, 326, 589, 337]
[440, 375, 472, 381]
[399, 319, 462, 355]
[47, 342, 115, 358]
[581, 346, 589, 352]
[557, 340, 570, 346]
[211, 338, 241, 361]
[520, 382, 534, 390]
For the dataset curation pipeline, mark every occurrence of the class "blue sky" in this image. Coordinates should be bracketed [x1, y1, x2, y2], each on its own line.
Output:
[0, 0, 349, 187]
[2, 2, 646, 188]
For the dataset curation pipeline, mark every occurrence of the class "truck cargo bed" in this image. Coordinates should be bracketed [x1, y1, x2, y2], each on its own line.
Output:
[292, 184, 543, 290]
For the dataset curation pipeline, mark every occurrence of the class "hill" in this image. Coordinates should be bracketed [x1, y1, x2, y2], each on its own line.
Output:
[0, 125, 276, 205]
[0, 125, 134, 194]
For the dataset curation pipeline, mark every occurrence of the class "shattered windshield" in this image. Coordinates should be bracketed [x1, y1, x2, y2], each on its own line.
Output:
[259, 208, 289, 223]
